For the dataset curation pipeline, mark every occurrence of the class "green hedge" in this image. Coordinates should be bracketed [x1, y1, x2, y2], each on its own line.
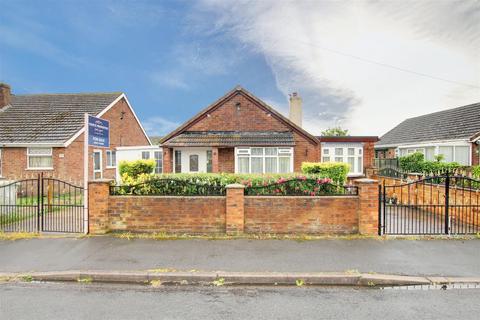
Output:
[301, 162, 349, 185]
[473, 165, 480, 179]
[398, 152, 461, 175]
[119, 160, 156, 179]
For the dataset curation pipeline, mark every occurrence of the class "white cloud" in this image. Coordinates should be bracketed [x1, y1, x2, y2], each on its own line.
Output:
[142, 116, 180, 137]
[194, 0, 480, 136]
[150, 71, 189, 90]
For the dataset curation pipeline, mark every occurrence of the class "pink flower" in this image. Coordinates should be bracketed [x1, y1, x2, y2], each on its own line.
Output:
[310, 192, 315, 196]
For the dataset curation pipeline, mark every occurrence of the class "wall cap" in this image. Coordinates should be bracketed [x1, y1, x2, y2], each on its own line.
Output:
[89, 179, 114, 184]
[226, 183, 246, 189]
[353, 178, 378, 184]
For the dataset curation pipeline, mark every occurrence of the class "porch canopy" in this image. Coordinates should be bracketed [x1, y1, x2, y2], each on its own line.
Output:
[162, 131, 295, 147]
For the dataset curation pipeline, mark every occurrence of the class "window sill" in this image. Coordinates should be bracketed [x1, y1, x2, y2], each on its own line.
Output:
[106, 166, 116, 169]
[26, 168, 54, 171]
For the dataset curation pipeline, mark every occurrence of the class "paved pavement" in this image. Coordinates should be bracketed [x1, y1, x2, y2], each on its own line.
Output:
[1, 237, 479, 276]
[1, 282, 479, 320]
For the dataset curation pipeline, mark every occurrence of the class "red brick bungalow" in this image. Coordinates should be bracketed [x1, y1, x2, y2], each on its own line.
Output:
[0, 83, 151, 185]
[160, 86, 378, 176]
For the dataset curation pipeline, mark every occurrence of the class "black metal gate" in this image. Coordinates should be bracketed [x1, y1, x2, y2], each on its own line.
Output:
[0, 175, 85, 233]
[379, 174, 480, 235]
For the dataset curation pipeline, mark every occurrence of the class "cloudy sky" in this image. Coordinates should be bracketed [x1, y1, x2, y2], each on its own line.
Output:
[1, 0, 479, 137]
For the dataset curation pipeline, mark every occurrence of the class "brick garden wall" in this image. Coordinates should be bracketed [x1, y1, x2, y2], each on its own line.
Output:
[244, 196, 359, 234]
[108, 196, 226, 233]
[89, 179, 379, 235]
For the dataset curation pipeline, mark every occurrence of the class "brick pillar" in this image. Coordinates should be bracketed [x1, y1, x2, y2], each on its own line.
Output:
[212, 147, 219, 173]
[163, 148, 173, 173]
[88, 179, 112, 234]
[354, 178, 379, 235]
[225, 184, 245, 235]
[365, 167, 378, 180]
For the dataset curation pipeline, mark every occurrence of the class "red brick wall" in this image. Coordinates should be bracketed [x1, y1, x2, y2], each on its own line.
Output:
[244, 196, 359, 234]
[363, 141, 375, 169]
[168, 91, 318, 172]
[89, 179, 379, 235]
[0, 97, 149, 184]
[472, 143, 479, 166]
[108, 196, 226, 233]
[218, 148, 234, 173]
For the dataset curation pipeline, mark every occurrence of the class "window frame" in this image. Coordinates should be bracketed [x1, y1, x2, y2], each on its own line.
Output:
[234, 147, 293, 174]
[27, 147, 54, 170]
[154, 151, 163, 174]
[141, 151, 151, 160]
[321, 145, 364, 175]
[106, 150, 117, 168]
[93, 150, 103, 180]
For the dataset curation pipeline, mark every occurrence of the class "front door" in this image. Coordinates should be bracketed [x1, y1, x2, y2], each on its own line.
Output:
[93, 150, 102, 179]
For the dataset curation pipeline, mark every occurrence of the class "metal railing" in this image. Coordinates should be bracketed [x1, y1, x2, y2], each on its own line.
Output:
[110, 178, 226, 196]
[0, 174, 84, 233]
[379, 173, 480, 235]
[244, 178, 358, 196]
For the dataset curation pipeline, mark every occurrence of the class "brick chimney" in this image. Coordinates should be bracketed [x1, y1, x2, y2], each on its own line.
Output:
[0, 83, 12, 108]
[289, 92, 302, 127]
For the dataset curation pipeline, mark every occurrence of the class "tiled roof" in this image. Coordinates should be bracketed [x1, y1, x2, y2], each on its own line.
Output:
[377, 102, 480, 147]
[0, 93, 121, 144]
[163, 131, 295, 147]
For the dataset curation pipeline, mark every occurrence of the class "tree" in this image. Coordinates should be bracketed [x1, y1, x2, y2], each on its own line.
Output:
[321, 127, 349, 136]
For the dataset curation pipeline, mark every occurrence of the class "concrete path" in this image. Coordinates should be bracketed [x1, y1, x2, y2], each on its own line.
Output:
[0, 237, 479, 276]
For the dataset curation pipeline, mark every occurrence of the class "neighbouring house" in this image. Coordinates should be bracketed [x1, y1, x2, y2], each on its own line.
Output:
[0, 83, 151, 184]
[159, 86, 378, 176]
[375, 102, 480, 166]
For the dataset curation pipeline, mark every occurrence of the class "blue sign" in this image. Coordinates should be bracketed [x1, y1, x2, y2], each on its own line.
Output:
[88, 115, 110, 148]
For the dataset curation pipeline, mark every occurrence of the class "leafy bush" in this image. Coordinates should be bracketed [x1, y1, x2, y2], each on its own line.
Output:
[472, 165, 480, 179]
[399, 152, 461, 175]
[112, 172, 350, 196]
[301, 162, 349, 185]
[119, 160, 156, 180]
[398, 152, 424, 173]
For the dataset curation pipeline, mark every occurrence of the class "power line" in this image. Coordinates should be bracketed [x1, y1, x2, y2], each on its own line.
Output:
[293, 39, 480, 89]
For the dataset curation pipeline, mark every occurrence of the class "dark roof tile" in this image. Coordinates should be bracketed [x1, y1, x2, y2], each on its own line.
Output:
[377, 102, 480, 147]
[0, 93, 121, 144]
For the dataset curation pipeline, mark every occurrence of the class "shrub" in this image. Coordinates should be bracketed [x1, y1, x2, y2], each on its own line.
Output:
[119, 160, 156, 180]
[399, 152, 462, 175]
[472, 165, 480, 179]
[112, 172, 349, 196]
[301, 162, 349, 185]
[398, 152, 424, 173]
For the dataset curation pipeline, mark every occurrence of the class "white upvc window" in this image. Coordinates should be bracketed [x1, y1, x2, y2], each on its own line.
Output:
[397, 144, 471, 165]
[27, 147, 53, 170]
[154, 151, 163, 174]
[235, 147, 293, 174]
[322, 144, 363, 175]
[106, 150, 116, 168]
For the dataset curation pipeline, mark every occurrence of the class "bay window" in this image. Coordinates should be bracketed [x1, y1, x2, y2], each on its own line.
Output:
[27, 147, 53, 169]
[235, 147, 293, 174]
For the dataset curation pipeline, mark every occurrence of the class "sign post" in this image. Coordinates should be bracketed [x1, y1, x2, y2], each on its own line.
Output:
[83, 114, 110, 234]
